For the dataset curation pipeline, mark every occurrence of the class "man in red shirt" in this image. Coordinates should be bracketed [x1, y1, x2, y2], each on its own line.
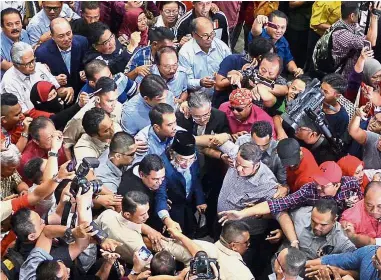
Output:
[219, 88, 275, 139]
[18, 117, 67, 183]
[277, 138, 319, 193]
[1, 93, 32, 152]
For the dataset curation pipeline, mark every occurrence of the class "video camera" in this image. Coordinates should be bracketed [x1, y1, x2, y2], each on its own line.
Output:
[232, 66, 276, 90]
[190, 251, 219, 280]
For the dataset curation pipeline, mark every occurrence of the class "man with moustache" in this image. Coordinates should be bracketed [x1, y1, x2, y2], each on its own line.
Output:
[1, 8, 30, 78]
[35, 18, 88, 95]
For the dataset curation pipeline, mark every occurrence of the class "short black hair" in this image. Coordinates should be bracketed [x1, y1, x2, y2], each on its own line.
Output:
[82, 107, 106, 136]
[84, 59, 108, 82]
[294, 75, 312, 86]
[110, 131, 135, 154]
[322, 73, 348, 95]
[238, 143, 263, 164]
[1, 7, 22, 27]
[29, 117, 54, 141]
[81, 1, 99, 12]
[269, 10, 288, 23]
[154, 46, 178, 65]
[24, 157, 44, 184]
[88, 21, 110, 45]
[149, 103, 175, 127]
[36, 260, 61, 280]
[341, 2, 360, 19]
[140, 74, 168, 99]
[364, 181, 381, 196]
[122, 191, 150, 214]
[95, 76, 117, 96]
[148, 26, 175, 42]
[139, 154, 165, 175]
[251, 121, 273, 138]
[1, 93, 18, 116]
[314, 199, 338, 220]
[261, 52, 283, 74]
[150, 250, 176, 276]
[221, 220, 250, 243]
[10, 208, 35, 242]
[248, 37, 274, 59]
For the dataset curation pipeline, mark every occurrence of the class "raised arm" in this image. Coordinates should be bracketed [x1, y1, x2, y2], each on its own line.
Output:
[348, 107, 368, 145]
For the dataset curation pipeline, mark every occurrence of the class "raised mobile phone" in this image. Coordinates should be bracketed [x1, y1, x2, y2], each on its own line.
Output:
[364, 40, 372, 51]
[265, 22, 278, 29]
[138, 246, 152, 261]
[66, 158, 77, 172]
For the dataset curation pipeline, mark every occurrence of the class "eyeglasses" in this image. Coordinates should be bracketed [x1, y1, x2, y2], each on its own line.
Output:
[317, 245, 335, 257]
[275, 251, 286, 273]
[161, 63, 178, 71]
[296, 127, 312, 133]
[97, 34, 115, 46]
[175, 154, 196, 164]
[162, 9, 179, 16]
[43, 6, 61, 12]
[219, 236, 250, 247]
[194, 31, 216, 41]
[192, 109, 212, 121]
[16, 58, 36, 68]
[228, 104, 249, 113]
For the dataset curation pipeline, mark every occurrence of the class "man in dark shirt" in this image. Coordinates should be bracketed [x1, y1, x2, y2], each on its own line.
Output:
[118, 154, 165, 228]
[70, 1, 100, 38]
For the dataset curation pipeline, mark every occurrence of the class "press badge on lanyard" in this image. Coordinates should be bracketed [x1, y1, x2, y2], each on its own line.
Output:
[213, 20, 223, 40]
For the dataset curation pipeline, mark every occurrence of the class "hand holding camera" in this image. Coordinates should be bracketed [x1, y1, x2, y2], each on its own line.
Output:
[189, 251, 219, 280]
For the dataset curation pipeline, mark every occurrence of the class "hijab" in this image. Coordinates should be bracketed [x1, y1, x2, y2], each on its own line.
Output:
[337, 155, 369, 193]
[363, 58, 381, 86]
[119, 8, 149, 46]
[30, 81, 64, 113]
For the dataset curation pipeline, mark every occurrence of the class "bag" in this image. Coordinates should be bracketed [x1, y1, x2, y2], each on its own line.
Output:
[312, 23, 349, 74]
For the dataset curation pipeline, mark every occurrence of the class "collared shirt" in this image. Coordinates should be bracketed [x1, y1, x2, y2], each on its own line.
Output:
[136, 64, 188, 99]
[57, 45, 71, 73]
[94, 148, 124, 193]
[248, 29, 294, 65]
[0, 30, 30, 78]
[290, 206, 356, 260]
[341, 199, 381, 239]
[178, 38, 231, 95]
[218, 101, 276, 135]
[267, 176, 364, 215]
[63, 98, 122, 149]
[26, 3, 80, 46]
[95, 209, 191, 264]
[124, 45, 153, 74]
[19, 247, 53, 280]
[74, 133, 110, 165]
[220, 135, 286, 184]
[1, 63, 60, 112]
[310, 1, 341, 36]
[120, 93, 175, 136]
[217, 162, 278, 235]
[322, 245, 379, 280]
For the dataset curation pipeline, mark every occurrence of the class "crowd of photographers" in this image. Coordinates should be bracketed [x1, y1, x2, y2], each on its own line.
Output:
[1, 1, 381, 280]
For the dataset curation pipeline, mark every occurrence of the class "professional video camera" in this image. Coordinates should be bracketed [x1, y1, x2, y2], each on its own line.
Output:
[190, 251, 220, 280]
[69, 157, 103, 197]
[281, 78, 344, 155]
[232, 66, 276, 90]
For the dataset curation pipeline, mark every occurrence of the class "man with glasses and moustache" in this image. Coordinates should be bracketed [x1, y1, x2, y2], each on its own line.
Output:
[179, 17, 231, 96]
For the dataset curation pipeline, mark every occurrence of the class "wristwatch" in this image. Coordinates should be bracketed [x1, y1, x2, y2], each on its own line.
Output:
[130, 269, 139, 276]
[48, 151, 58, 157]
[62, 228, 75, 244]
[21, 132, 28, 138]
[53, 173, 63, 184]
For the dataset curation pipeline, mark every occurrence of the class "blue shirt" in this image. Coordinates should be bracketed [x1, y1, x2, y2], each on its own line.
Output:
[26, 4, 80, 46]
[136, 64, 188, 98]
[248, 29, 294, 65]
[178, 38, 231, 95]
[94, 148, 123, 193]
[59, 47, 71, 74]
[322, 245, 379, 280]
[0, 30, 30, 78]
[217, 54, 247, 77]
[121, 93, 175, 136]
[124, 45, 153, 74]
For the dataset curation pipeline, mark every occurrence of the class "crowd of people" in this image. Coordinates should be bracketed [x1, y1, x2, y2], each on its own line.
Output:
[1, 1, 381, 280]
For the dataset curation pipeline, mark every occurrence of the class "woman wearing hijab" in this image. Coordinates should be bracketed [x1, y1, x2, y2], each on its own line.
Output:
[118, 8, 149, 47]
[30, 81, 88, 130]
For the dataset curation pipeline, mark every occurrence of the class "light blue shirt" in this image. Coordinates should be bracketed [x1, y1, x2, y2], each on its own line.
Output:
[178, 37, 231, 95]
[0, 30, 30, 78]
[136, 65, 188, 99]
[26, 3, 80, 46]
[59, 47, 71, 73]
[121, 93, 175, 136]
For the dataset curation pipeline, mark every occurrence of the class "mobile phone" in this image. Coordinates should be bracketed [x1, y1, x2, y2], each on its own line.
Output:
[138, 246, 152, 261]
[267, 232, 276, 238]
[265, 22, 278, 29]
[364, 40, 372, 51]
[66, 158, 77, 172]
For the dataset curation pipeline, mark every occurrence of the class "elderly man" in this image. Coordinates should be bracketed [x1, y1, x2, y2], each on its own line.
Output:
[1, 8, 30, 78]
[0, 42, 74, 117]
[179, 17, 231, 96]
[26, 1, 80, 46]
[35, 18, 88, 95]
[269, 247, 306, 280]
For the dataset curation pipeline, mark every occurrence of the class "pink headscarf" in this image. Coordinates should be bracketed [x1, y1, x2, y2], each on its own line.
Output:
[118, 8, 149, 46]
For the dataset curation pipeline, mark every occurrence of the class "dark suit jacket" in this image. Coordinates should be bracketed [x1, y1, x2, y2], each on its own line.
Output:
[35, 35, 88, 95]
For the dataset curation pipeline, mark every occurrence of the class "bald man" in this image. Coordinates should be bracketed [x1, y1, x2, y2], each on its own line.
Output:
[270, 247, 306, 280]
[35, 17, 88, 97]
[341, 181, 381, 248]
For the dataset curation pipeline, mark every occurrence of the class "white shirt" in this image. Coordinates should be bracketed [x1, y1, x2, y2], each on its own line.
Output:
[1, 63, 60, 112]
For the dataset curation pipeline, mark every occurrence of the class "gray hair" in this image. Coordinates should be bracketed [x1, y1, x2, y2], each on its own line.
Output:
[11, 42, 33, 64]
[1, 144, 21, 167]
[188, 90, 211, 109]
[284, 248, 307, 277]
[238, 142, 262, 164]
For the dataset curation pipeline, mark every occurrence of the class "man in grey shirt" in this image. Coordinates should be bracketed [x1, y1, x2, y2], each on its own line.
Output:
[94, 132, 137, 193]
